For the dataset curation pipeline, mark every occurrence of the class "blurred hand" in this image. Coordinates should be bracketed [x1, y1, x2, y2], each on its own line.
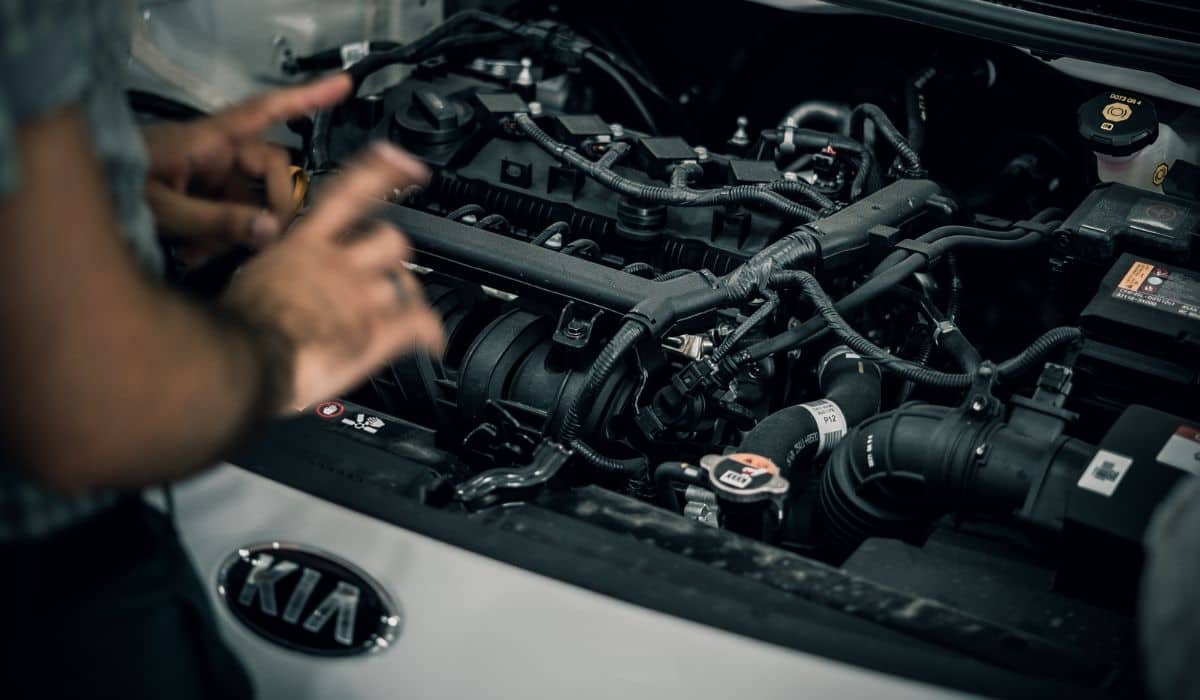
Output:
[221, 142, 445, 412]
[142, 75, 351, 265]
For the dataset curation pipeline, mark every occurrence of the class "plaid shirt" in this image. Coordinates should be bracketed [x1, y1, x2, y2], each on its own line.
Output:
[0, 1, 163, 540]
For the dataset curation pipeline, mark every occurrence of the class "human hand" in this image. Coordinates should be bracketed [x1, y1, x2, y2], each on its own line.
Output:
[221, 142, 445, 412]
[142, 75, 351, 265]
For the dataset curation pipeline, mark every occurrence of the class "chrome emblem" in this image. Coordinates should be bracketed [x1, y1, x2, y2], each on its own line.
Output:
[217, 542, 400, 656]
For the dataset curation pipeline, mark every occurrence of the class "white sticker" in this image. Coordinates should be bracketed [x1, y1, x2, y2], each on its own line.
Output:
[340, 41, 371, 69]
[718, 470, 754, 489]
[342, 413, 386, 435]
[1156, 425, 1200, 476]
[1077, 449, 1133, 497]
[800, 399, 847, 457]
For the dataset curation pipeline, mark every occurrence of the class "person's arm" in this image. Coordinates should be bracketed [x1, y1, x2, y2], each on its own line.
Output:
[0, 105, 442, 492]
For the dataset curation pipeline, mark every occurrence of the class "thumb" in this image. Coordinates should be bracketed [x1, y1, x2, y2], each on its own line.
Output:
[146, 181, 281, 247]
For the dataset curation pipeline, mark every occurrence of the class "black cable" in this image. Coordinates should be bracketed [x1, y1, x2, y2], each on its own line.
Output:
[583, 51, 658, 134]
[896, 330, 934, 403]
[904, 67, 938, 155]
[850, 103, 923, 177]
[589, 43, 672, 105]
[653, 462, 705, 512]
[946, 252, 962, 323]
[515, 115, 819, 222]
[560, 321, 644, 443]
[768, 270, 1081, 388]
[621, 262, 658, 277]
[711, 292, 779, 363]
[653, 269, 693, 282]
[446, 204, 486, 221]
[307, 11, 519, 169]
[283, 40, 401, 75]
[744, 223, 1052, 361]
[558, 321, 649, 476]
[561, 238, 600, 258]
[531, 221, 569, 246]
[570, 440, 647, 475]
[762, 126, 874, 200]
[475, 213, 510, 232]
[763, 179, 838, 212]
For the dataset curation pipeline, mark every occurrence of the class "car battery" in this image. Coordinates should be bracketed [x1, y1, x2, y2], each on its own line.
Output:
[1054, 183, 1200, 267]
[1076, 253, 1200, 427]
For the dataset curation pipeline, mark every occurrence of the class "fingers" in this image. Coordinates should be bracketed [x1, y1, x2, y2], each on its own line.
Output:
[296, 143, 429, 242]
[146, 181, 280, 247]
[372, 302, 446, 359]
[216, 74, 353, 139]
[345, 224, 412, 271]
[235, 141, 300, 222]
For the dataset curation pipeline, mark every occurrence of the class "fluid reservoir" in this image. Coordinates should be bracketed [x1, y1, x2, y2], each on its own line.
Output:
[1078, 90, 1200, 194]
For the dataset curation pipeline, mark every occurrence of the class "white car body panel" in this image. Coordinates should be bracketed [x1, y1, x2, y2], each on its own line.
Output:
[170, 465, 966, 700]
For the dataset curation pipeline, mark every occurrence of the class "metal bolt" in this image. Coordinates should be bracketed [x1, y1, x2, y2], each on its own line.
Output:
[564, 319, 586, 338]
[731, 116, 750, 146]
[970, 399, 985, 413]
[694, 145, 709, 161]
[516, 57, 535, 87]
[517, 57, 534, 86]
[975, 444, 988, 457]
[528, 101, 544, 116]
[610, 123, 625, 139]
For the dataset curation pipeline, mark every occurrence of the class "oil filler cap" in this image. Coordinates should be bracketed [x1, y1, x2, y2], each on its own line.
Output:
[1078, 91, 1158, 157]
[392, 89, 474, 146]
[698, 453, 789, 503]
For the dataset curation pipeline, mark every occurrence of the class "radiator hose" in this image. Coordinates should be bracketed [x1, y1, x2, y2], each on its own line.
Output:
[737, 347, 881, 473]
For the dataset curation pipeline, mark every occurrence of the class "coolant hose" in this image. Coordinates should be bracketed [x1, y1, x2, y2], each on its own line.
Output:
[737, 347, 882, 473]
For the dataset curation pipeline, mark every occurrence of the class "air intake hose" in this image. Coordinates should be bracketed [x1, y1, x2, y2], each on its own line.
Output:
[816, 389, 1094, 554]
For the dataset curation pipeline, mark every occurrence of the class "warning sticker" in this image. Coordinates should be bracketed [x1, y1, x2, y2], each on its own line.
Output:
[1112, 260, 1200, 321]
[314, 401, 345, 419]
[342, 412, 386, 434]
[1078, 450, 1133, 497]
[1156, 425, 1200, 476]
[1118, 261, 1153, 291]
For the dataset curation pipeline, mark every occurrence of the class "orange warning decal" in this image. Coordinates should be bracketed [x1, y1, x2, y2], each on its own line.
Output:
[1119, 261, 1154, 291]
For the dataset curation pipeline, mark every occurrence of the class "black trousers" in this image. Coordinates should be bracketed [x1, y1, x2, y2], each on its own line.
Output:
[5, 498, 254, 699]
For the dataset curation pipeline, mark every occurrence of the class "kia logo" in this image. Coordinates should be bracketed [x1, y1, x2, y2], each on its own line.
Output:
[217, 543, 400, 656]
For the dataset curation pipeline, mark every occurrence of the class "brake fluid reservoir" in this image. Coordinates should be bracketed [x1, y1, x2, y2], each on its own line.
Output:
[1078, 91, 1200, 194]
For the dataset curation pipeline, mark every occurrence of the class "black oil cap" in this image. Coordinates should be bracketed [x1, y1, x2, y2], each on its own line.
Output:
[391, 89, 474, 146]
[1078, 91, 1159, 157]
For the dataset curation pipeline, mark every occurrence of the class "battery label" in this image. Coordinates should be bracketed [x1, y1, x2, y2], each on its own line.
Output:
[1156, 425, 1200, 476]
[1112, 259, 1200, 321]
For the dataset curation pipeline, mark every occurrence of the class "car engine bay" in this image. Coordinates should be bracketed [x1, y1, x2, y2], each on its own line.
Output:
[175, 3, 1200, 694]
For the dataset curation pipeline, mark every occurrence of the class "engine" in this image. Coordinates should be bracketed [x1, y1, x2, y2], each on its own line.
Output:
[224, 6, 1200, 691]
